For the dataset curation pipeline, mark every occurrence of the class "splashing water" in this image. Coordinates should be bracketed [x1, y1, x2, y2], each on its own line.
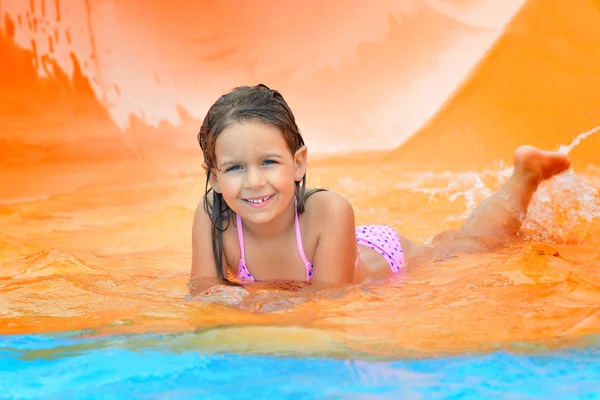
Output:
[523, 171, 600, 244]
[398, 127, 600, 243]
[398, 150, 600, 244]
[559, 126, 600, 154]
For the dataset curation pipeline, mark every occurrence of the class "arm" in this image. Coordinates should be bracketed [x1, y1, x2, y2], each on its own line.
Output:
[191, 198, 221, 279]
[310, 193, 358, 285]
[190, 199, 244, 298]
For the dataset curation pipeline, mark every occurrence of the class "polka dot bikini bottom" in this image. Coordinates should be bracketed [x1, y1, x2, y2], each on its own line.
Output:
[355, 225, 406, 273]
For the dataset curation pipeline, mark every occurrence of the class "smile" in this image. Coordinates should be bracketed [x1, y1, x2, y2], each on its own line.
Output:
[243, 194, 274, 204]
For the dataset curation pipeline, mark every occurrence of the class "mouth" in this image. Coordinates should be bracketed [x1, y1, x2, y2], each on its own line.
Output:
[243, 194, 275, 207]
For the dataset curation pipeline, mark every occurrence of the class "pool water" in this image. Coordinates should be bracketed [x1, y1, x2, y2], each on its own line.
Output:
[2, 332, 600, 399]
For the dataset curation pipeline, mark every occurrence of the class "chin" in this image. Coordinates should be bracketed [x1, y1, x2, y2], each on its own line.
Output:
[237, 209, 277, 225]
[235, 194, 290, 224]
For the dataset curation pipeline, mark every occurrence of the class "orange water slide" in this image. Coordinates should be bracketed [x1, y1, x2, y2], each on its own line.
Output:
[1, 0, 531, 165]
[397, 0, 600, 169]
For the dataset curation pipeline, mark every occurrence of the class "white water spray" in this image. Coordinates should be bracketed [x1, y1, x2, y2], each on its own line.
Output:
[559, 126, 600, 155]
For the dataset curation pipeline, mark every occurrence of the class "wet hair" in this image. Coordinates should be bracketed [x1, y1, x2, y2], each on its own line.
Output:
[197, 84, 322, 279]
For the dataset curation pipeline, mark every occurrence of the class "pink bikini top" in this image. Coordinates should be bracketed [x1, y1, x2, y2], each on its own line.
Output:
[235, 200, 313, 282]
[234, 198, 361, 282]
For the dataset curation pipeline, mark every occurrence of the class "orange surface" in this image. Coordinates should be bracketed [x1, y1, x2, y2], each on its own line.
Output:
[1, 0, 600, 358]
[397, 0, 600, 170]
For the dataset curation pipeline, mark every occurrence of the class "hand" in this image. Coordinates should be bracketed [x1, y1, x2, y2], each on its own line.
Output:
[190, 284, 249, 307]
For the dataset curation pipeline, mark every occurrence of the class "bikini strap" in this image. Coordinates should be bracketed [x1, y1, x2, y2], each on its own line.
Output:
[294, 197, 313, 271]
[238, 200, 312, 280]
[236, 213, 246, 263]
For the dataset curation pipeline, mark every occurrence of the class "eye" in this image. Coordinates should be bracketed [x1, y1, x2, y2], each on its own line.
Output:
[225, 165, 242, 172]
[263, 159, 278, 166]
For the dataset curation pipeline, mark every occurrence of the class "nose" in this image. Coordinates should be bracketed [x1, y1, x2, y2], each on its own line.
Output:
[244, 166, 266, 189]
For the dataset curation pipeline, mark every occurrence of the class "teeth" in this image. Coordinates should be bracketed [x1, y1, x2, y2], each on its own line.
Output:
[247, 196, 270, 203]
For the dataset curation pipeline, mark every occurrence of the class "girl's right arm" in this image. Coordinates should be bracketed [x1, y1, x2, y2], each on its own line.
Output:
[191, 199, 219, 279]
[190, 199, 240, 294]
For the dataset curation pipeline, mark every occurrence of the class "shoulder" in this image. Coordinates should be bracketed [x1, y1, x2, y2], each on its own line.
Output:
[191, 197, 215, 277]
[303, 190, 355, 228]
[195, 194, 230, 224]
[303, 190, 357, 284]
[193, 194, 236, 241]
[193, 197, 209, 225]
[193, 196, 214, 226]
[191, 194, 232, 278]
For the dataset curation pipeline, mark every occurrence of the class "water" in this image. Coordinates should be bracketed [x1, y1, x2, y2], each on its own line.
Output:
[559, 126, 600, 155]
[3, 154, 599, 399]
[2, 332, 600, 399]
[2, 152, 600, 352]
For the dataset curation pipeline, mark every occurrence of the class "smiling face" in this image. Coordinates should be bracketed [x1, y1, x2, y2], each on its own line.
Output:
[211, 120, 307, 224]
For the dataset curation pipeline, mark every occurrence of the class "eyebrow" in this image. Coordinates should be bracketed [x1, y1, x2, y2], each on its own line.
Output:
[219, 153, 284, 168]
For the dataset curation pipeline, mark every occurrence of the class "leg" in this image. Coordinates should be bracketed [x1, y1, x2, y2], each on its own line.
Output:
[403, 146, 570, 266]
[459, 145, 570, 240]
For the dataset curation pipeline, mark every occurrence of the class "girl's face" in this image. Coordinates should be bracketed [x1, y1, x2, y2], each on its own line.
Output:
[211, 120, 307, 225]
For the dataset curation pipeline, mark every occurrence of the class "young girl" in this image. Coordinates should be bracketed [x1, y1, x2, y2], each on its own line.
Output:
[191, 84, 571, 292]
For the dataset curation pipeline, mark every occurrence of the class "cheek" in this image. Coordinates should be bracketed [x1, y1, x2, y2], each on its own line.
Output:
[276, 178, 297, 195]
[267, 168, 294, 186]
[215, 175, 239, 194]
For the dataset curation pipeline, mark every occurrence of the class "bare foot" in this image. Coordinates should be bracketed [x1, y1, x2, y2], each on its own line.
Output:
[514, 145, 571, 183]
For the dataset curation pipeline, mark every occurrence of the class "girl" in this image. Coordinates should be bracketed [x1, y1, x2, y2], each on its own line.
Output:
[191, 84, 571, 292]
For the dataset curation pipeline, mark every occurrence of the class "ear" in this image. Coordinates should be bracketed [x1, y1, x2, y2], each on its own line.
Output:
[293, 146, 308, 182]
[202, 161, 221, 193]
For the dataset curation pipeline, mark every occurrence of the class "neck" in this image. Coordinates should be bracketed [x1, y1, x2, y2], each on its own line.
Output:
[239, 198, 296, 239]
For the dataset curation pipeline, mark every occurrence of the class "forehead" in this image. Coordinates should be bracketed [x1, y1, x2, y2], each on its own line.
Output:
[215, 121, 290, 159]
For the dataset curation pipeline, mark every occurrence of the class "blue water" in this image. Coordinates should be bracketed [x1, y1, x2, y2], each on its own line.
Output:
[1, 332, 600, 399]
